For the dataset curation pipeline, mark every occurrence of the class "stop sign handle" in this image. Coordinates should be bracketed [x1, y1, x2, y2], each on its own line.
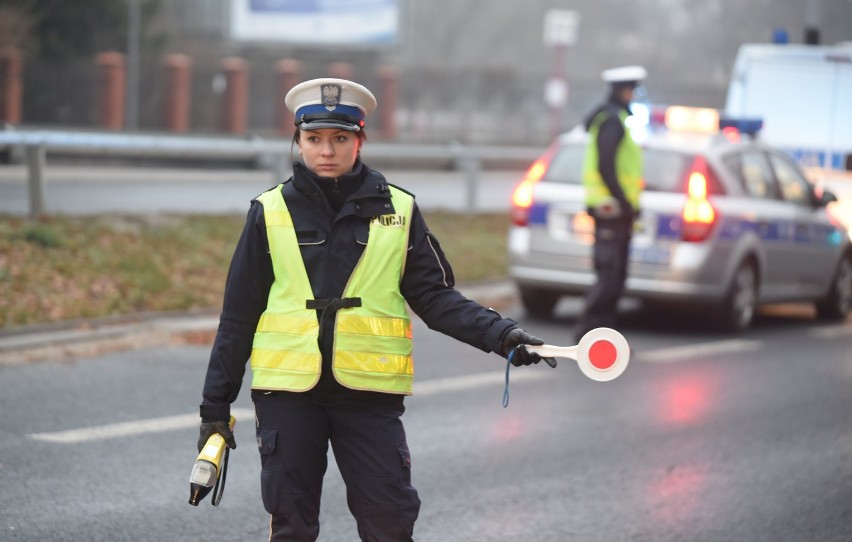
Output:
[525, 327, 630, 381]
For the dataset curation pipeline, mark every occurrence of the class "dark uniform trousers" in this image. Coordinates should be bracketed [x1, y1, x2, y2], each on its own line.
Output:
[253, 390, 421, 542]
[577, 214, 633, 339]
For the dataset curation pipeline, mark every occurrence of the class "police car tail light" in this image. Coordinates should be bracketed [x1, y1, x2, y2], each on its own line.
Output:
[511, 159, 547, 226]
[681, 158, 717, 242]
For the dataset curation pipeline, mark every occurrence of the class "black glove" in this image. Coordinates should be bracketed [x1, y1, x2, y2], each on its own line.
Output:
[500, 328, 556, 367]
[198, 420, 236, 452]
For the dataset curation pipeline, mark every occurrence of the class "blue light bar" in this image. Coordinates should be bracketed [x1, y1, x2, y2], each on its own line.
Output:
[719, 117, 764, 136]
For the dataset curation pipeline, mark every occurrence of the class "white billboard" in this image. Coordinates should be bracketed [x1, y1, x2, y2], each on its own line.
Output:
[230, 0, 399, 45]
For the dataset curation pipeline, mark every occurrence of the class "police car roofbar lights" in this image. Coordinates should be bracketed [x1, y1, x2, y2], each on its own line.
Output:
[643, 105, 764, 139]
[665, 106, 720, 134]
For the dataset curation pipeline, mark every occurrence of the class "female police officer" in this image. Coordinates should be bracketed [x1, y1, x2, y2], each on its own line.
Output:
[196, 78, 551, 541]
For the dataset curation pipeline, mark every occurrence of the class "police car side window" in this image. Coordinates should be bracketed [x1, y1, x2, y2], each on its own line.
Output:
[729, 151, 776, 199]
[768, 152, 812, 206]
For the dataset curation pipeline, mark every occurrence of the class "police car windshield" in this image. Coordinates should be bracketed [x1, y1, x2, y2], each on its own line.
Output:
[544, 144, 693, 192]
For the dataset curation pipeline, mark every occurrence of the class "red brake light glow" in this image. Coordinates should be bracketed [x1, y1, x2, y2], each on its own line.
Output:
[687, 171, 708, 199]
[681, 158, 717, 242]
[510, 159, 547, 226]
[525, 159, 547, 182]
[511, 179, 536, 208]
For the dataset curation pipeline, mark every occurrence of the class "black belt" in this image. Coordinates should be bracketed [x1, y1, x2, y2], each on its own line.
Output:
[307, 297, 363, 336]
[306, 297, 362, 311]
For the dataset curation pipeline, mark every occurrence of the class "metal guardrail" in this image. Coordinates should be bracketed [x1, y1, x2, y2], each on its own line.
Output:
[0, 129, 543, 217]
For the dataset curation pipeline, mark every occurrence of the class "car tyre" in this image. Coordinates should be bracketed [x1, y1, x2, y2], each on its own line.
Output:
[815, 254, 852, 321]
[519, 286, 560, 319]
[716, 262, 757, 332]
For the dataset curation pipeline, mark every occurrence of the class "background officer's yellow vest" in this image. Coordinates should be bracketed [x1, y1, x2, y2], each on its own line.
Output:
[251, 184, 415, 395]
[582, 109, 643, 211]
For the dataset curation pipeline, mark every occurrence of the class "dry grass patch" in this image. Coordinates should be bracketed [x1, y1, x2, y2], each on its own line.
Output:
[0, 212, 509, 327]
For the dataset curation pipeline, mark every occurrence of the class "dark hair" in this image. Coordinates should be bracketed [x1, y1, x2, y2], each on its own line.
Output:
[291, 128, 366, 158]
[291, 129, 367, 146]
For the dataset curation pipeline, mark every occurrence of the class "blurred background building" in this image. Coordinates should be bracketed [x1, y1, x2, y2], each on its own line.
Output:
[2, 0, 852, 146]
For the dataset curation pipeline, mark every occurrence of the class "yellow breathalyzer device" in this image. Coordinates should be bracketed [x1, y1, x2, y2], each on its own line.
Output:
[188, 416, 235, 506]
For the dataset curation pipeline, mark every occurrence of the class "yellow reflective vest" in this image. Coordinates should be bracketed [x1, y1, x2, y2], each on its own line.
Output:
[250, 183, 415, 395]
[582, 108, 643, 211]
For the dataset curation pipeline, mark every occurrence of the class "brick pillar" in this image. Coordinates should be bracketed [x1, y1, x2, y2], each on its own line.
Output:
[376, 65, 398, 141]
[276, 59, 302, 137]
[0, 48, 23, 125]
[96, 51, 126, 130]
[327, 61, 353, 81]
[221, 56, 248, 134]
[162, 54, 192, 132]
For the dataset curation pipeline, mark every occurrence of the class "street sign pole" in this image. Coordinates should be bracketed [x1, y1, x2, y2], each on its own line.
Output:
[543, 10, 580, 140]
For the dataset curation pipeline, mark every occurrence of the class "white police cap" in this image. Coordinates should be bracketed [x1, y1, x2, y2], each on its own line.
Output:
[285, 78, 377, 132]
[601, 65, 647, 87]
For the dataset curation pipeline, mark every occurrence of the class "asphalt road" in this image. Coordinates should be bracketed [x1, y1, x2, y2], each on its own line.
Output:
[1, 298, 851, 541]
[0, 165, 521, 215]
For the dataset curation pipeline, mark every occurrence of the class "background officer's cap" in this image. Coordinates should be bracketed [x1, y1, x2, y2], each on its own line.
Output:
[285, 78, 377, 132]
[601, 65, 647, 89]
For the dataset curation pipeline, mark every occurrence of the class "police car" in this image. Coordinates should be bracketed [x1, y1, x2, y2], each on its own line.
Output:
[508, 106, 852, 331]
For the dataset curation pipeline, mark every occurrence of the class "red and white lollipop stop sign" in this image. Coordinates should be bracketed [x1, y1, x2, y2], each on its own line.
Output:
[525, 327, 630, 381]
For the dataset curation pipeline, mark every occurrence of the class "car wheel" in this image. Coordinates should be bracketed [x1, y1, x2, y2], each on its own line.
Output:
[815, 254, 852, 321]
[716, 262, 757, 332]
[519, 286, 560, 319]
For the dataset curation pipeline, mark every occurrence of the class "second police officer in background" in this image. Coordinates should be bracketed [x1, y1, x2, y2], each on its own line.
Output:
[196, 78, 554, 541]
[575, 65, 647, 343]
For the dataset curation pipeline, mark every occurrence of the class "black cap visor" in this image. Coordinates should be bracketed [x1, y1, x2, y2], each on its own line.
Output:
[296, 112, 363, 132]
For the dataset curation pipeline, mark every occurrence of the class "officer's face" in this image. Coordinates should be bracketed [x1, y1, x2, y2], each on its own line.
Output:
[298, 128, 360, 179]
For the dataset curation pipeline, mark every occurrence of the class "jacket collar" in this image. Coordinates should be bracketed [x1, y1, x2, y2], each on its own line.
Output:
[291, 159, 395, 218]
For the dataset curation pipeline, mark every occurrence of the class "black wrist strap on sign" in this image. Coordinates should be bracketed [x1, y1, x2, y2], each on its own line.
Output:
[211, 447, 229, 506]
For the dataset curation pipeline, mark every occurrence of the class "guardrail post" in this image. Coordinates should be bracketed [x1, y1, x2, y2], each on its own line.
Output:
[451, 143, 482, 210]
[221, 57, 248, 134]
[96, 52, 126, 130]
[0, 47, 23, 125]
[163, 54, 192, 132]
[376, 65, 398, 141]
[276, 59, 302, 137]
[25, 144, 46, 218]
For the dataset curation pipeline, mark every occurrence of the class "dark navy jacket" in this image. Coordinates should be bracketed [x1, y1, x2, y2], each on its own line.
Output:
[200, 159, 517, 421]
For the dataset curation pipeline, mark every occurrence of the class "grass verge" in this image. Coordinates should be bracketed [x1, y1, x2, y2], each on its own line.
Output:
[0, 211, 509, 328]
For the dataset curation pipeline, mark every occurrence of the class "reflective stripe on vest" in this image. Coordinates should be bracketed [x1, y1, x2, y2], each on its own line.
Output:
[582, 108, 643, 210]
[251, 184, 415, 395]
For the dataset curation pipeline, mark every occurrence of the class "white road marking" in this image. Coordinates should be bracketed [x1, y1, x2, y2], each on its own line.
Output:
[809, 325, 852, 339]
[23, 327, 852, 445]
[638, 339, 762, 363]
[25, 370, 552, 444]
[413, 368, 548, 396]
[27, 407, 255, 444]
